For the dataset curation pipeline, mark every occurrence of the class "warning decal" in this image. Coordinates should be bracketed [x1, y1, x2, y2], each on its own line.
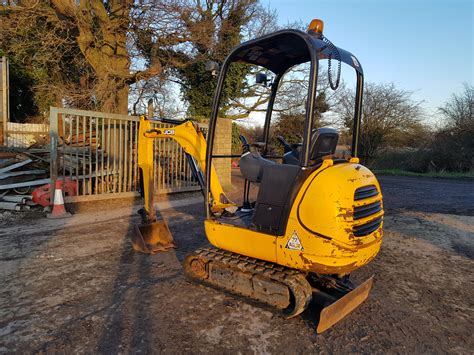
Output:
[285, 230, 304, 251]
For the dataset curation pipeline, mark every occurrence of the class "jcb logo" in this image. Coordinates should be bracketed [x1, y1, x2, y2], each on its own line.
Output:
[163, 129, 175, 135]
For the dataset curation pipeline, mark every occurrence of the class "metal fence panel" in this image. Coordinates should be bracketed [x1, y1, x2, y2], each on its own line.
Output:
[50, 107, 199, 200]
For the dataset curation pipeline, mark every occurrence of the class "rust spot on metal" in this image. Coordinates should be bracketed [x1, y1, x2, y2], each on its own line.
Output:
[336, 207, 353, 219]
[344, 226, 353, 235]
[299, 252, 359, 274]
[299, 252, 358, 273]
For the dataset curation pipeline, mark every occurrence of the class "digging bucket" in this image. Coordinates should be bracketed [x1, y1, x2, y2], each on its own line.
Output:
[132, 221, 176, 254]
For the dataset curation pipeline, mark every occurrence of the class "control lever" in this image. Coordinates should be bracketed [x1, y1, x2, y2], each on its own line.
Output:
[239, 135, 250, 153]
[276, 136, 293, 153]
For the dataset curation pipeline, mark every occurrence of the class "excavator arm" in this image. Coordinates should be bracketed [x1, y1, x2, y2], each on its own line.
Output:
[132, 115, 235, 254]
[137, 116, 235, 224]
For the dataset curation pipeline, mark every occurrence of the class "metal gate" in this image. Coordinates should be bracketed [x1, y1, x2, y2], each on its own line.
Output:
[49, 107, 200, 201]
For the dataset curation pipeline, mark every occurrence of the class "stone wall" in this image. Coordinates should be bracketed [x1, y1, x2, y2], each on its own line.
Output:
[212, 118, 232, 188]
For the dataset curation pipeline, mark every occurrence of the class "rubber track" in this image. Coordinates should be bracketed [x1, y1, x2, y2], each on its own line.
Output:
[184, 247, 313, 318]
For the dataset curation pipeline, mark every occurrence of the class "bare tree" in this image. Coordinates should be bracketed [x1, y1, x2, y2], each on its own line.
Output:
[130, 78, 187, 118]
[1, 0, 279, 117]
[1, 1, 342, 123]
[438, 82, 473, 127]
[335, 82, 423, 162]
[132, 0, 278, 120]
[431, 83, 474, 172]
[1, 1, 163, 114]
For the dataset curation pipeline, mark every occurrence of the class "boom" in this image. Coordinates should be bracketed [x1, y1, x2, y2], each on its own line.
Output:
[137, 116, 235, 222]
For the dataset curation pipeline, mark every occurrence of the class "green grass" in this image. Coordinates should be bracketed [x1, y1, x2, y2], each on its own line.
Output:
[373, 169, 474, 180]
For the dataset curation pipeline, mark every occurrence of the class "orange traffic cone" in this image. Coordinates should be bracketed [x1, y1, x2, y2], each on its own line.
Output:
[47, 185, 72, 219]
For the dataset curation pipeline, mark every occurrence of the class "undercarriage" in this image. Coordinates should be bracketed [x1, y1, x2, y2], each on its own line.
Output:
[183, 247, 373, 332]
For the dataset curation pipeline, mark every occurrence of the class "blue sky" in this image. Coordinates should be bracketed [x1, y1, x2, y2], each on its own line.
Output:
[268, 0, 473, 120]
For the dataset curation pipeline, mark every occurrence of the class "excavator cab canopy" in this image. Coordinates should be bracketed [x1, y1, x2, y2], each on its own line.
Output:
[206, 25, 365, 217]
[231, 30, 363, 76]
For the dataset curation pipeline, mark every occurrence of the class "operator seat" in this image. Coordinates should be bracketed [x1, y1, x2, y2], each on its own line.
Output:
[239, 150, 275, 183]
[308, 127, 339, 165]
[239, 128, 338, 183]
[280, 128, 339, 166]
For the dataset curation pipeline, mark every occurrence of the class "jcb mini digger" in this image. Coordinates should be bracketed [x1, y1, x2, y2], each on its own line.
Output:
[132, 19, 384, 333]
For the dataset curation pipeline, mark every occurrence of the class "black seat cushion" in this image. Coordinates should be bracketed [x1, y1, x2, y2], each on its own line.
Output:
[309, 128, 339, 164]
[239, 151, 275, 183]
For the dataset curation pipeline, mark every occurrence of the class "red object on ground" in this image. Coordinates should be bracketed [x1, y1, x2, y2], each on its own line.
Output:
[47, 185, 72, 219]
[32, 178, 78, 207]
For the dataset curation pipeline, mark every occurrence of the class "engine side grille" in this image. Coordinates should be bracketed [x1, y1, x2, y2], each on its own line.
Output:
[352, 185, 383, 237]
[353, 201, 382, 220]
[354, 185, 378, 200]
[353, 217, 382, 237]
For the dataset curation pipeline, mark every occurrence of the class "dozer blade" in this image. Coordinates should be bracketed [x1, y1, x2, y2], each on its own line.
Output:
[132, 221, 176, 254]
[315, 276, 373, 333]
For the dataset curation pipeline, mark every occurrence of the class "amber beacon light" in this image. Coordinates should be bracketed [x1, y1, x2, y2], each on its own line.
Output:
[308, 19, 324, 34]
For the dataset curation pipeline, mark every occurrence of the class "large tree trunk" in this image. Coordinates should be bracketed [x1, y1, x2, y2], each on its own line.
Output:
[51, 0, 132, 114]
[93, 78, 129, 115]
[76, 1, 131, 114]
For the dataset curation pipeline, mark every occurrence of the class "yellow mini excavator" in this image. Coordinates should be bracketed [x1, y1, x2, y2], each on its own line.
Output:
[132, 19, 384, 333]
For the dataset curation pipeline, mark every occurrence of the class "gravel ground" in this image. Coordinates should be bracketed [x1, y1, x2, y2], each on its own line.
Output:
[0, 175, 473, 353]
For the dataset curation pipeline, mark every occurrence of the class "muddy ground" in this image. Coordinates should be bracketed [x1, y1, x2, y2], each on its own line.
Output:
[0, 175, 473, 353]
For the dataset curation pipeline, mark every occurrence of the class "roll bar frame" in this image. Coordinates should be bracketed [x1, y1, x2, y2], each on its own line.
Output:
[205, 29, 364, 218]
